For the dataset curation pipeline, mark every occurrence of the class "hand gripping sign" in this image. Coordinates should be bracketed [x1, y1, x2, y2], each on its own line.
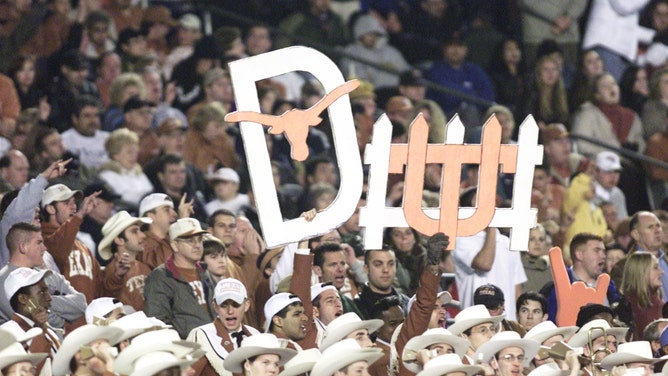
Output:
[226, 46, 542, 251]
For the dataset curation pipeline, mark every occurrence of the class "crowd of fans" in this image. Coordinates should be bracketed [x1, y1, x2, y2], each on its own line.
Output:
[4, 0, 668, 375]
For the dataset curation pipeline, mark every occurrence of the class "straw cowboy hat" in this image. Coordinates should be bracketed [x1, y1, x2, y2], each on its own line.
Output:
[567, 319, 628, 348]
[527, 362, 570, 376]
[447, 304, 505, 335]
[223, 333, 297, 373]
[278, 348, 322, 376]
[524, 321, 578, 344]
[52, 325, 125, 376]
[98, 211, 151, 261]
[0, 342, 47, 370]
[129, 350, 200, 376]
[402, 328, 471, 373]
[115, 328, 200, 375]
[320, 312, 383, 351]
[600, 341, 668, 371]
[0, 321, 42, 345]
[311, 339, 383, 376]
[416, 353, 484, 376]
[110, 311, 171, 343]
[474, 331, 540, 367]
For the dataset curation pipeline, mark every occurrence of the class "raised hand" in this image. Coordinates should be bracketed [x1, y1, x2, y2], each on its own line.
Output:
[178, 194, 194, 218]
[549, 247, 609, 326]
[41, 158, 73, 180]
[75, 190, 102, 218]
[426, 232, 449, 266]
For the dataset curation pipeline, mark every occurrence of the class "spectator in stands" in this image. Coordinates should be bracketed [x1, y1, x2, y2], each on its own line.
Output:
[47, 49, 100, 133]
[141, 5, 177, 66]
[204, 168, 249, 216]
[184, 102, 239, 174]
[162, 13, 202, 80]
[94, 52, 122, 109]
[102, 72, 145, 132]
[7, 54, 45, 112]
[0, 151, 29, 191]
[519, 55, 570, 130]
[103, 0, 143, 39]
[140, 67, 186, 129]
[619, 65, 649, 114]
[153, 154, 207, 223]
[312, 243, 364, 318]
[81, 10, 115, 60]
[61, 95, 110, 170]
[642, 67, 668, 140]
[116, 27, 151, 74]
[354, 248, 409, 319]
[383, 226, 426, 296]
[144, 217, 215, 339]
[19, 0, 73, 59]
[621, 251, 664, 340]
[522, 224, 553, 293]
[425, 35, 495, 129]
[97, 128, 153, 210]
[515, 291, 548, 331]
[186, 67, 234, 123]
[340, 14, 409, 91]
[489, 38, 525, 114]
[41, 184, 102, 304]
[171, 35, 221, 112]
[137, 193, 176, 269]
[593, 151, 628, 220]
[569, 48, 606, 112]
[572, 72, 646, 158]
[120, 96, 159, 166]
[275, 0, 349, 59]
[100, 210, 151, 311]
[78, 182, 119, 263]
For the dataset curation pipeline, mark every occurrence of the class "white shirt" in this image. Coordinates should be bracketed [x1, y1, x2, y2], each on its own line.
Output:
[453, 229, 527, 321]
[204, 194, 250, 216]
[61, 129, 110, 169]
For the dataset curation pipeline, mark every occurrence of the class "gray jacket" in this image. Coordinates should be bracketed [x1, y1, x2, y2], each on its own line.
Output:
[144, 255, 215, 339]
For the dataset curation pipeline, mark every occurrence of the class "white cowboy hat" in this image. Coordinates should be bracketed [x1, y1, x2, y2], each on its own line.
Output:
[568, 319, 628, 348]
[0, 342, 47, 370]
[416, 353, 484, 376]
[278, 348, 322, 376]
[447, 304, 505, 335]
[0, 321, 42, 344]
[600, 341, 668, 371]
[474, 331, 540, 367]
[223, 333, 297, 373]
[51, 324, 124, 376]
[320, 312, 383, 351]
[110, 311, 171, 342]
[98, 211, 152, 261]
[527, 362, 569, 376]
[311, 339, 383, 376]
[129, 350, 200, 376]
[524, 321, 578, 344]
[115, 329, 200, 375]
[402, 328, 471, 373]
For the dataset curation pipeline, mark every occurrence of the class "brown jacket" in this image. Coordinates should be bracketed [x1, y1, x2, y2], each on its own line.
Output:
[138, 231, 173, 270]
[103, 255, 152, 311]
[183, 130, 239, 174]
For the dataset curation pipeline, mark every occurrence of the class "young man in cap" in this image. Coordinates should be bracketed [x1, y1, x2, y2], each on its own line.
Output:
[137, 193, 177, 269]
[265, 292, 309, 350]
[186, 67, 234, 122]
[144, 218, 215, 338]
[311, 282, 344, 345]
[448, 305, 505, 364]
[204, 167, 250, 215]
[40, 183, 103, 304]
[188, 278, 261, 375]
[592, 151, 627, 220]
[473, 284, 525, 335]
[473, 331, 540, 376]
[0, 222, 86, 329]
[100, 211, 152, 311]
[5, 267, 60, 374]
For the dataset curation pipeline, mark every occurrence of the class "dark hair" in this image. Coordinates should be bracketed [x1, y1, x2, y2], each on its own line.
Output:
[268, 300, 303, 332]
[202, 239, 226, 259]
[364, 248, 394, 266]
[74, 94, 101, 117]
[157, 154, 184, 174]
[313, 243, 344, 268]
[6, 222, 41, 255]
[304, 155, 333, 179]
[85, 9, 111, 30]
[208, 208, 236, 228]
[33, 126, 60, 156]
[9, 285, 32, 311]
[570, 233, 604, 262]
[515, 291, 547, 314]
[371, 296, 401, 319]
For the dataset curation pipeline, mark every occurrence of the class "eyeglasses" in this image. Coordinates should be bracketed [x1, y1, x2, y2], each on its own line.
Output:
[499, 354, 525, 363]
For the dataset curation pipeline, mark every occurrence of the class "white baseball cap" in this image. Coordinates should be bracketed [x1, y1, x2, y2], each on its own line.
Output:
[596, 151, 622, 172]
[169, 218, 208, 241]
[214, 278, 247, 305]
[139, 193, 174, 217]
[85, 297, 124, 325]
[207, 167, 239, 183]
[264, 293, 301, 332]
[4, 268, 51, 301]
[41, 184, 82, 208]
[310, 283, 337, 301]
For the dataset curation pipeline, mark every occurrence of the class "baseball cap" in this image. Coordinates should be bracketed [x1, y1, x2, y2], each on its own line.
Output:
[264, 293, 301, 332]
[123, 96, 155, 113]
[399, 70, 426, 87]
[169, 218, 208, 240]
[84, 181, 121, 203]
[179, 14, 201, 31]
[473, 284, 505, 309]
[85, 297, 124, 325]
[4, 268, 51, 301]
[139, 193, 174, 217]
[575, 304, 613, 328]
[214, 278, 247, 305]
[310, 283, 337, 301]
[203, 67, 228, 87]
[540, 123, 569, 144]
[117, 28, 145, 48]
[41, 184, 83, 208]
[60, 49, 89, 71]
[206, 168, 239, 183]
[595, 151, 622, 172]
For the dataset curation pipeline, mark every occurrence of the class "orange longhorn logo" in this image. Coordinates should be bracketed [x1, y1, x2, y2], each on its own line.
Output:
[225, 80, 361, 161]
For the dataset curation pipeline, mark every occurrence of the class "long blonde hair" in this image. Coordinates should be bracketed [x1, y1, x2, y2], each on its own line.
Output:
[535, 56, 569, 124]
[621, 251, 662, 308]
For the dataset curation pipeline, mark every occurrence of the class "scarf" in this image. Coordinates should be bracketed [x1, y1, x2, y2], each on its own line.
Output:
[595, 102, 635, 144]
